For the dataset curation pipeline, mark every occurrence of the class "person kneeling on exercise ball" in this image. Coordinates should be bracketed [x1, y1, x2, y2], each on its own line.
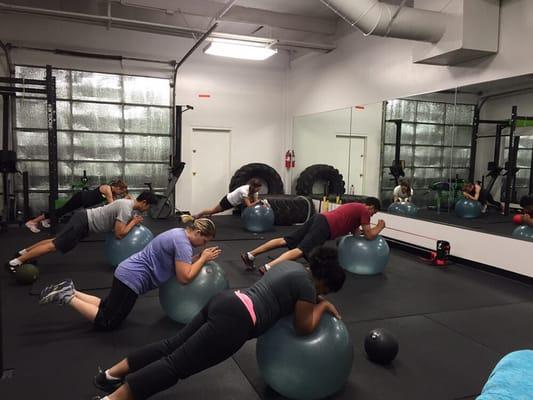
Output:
[181, 178, 263, 222]
[90, 246, 345, 400]
[25, 180, 129, 233]
[5, 192, 158, 275]
[241, 197, 385, 274]
[462, 182, 502, 214]
[38, 219, 220, 331]
[392, 179, 413, 203]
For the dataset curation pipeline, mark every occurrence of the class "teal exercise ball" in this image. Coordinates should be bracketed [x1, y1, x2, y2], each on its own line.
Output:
[241, 204, 275, 233]
[256, 314, 353, 400]
[512, 225, 533, 242]
[388, 202, 418, 216]
[15, 264, 39, 285]
[338, 234, 390, 275]
[455, 199, 482, 218]
[159, 261, 229, 324]
[105, 224, 154, 268]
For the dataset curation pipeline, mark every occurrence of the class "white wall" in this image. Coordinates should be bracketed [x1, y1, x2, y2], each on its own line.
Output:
[288, 0, 533, 116]
[0, 14, 289, 212]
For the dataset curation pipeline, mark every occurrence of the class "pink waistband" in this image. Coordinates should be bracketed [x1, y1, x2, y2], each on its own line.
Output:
[234, 291, 256, 325]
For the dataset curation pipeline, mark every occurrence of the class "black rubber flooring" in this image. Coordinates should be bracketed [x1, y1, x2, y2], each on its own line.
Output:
[1, 215, 533, 400]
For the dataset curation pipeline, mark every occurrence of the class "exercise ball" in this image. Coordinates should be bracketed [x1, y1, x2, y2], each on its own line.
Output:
[159, 261, 229, 324]
[364, 328, 399, 365]
[338, 235, 390, 275]
[512, 214, 524, 225]
[241, 204, 275, 233]
[512, 225, 533, 242]
[15, 264, 39, 285]
[257, 314, 353, 400]
[105, 224, 154, 268]
[454, 199, 482, 218]
[388, 202, 418, 216]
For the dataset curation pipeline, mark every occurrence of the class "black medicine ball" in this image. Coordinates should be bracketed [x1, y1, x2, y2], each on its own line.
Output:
[364, 328, 399, 364]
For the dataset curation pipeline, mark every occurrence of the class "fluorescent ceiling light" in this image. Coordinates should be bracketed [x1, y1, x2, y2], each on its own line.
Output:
[204, 38, 278, 61]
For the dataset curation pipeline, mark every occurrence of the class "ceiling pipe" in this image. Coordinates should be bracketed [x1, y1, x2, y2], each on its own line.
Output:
[0, 2, 334, 53]
[320, 0, 448, 43]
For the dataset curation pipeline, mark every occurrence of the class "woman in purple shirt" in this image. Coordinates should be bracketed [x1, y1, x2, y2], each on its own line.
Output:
[38, 219, 220, 331]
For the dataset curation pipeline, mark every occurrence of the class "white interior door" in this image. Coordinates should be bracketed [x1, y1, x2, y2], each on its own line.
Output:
[348, 136, 366, 194]
[191, 128, 231, 213]
[336, 135, 366, 194]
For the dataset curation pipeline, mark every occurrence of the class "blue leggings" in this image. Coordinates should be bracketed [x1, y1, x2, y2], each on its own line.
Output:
[125, 291, 254, 400]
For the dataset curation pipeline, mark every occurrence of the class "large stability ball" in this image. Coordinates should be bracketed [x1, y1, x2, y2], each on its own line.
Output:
[105, 224, 154, 268]
[257, 314, 353, 400]
[454, 199, 482, 218]
[338, 235, 390, 275]
[387, 202, 419, 216]
[241, 204, 275, 233]
[364, 328, 399, 365]
[15, 264, 39, 285]
[512, 225, 533, 242]
[159, 261, 229, 324]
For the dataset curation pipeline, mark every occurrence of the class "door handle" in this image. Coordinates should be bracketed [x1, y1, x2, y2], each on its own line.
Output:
[193, 172, 197, 176]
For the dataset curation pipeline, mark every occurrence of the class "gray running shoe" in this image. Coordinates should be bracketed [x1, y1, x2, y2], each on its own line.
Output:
[39, 285, 74, 305]
[39, 279, 74, 299]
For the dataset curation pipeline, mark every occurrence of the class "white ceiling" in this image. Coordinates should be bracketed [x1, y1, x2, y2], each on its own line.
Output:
[0, 0, 415, 57]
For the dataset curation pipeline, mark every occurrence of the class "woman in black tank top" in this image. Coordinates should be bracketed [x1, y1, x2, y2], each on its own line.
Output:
[25, 180, 128, 233]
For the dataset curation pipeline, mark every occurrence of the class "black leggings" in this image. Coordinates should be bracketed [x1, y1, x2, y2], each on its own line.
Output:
[125, 291, 254, 400]
[479, 190, 502, 209]
[44, 192, 84, 219]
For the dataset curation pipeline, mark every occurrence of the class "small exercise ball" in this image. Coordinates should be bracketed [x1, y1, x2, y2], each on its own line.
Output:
[241, 204, 275, 233]
[159, 261, 229, 324]
[364, 328, 399, 365]
[512, 225, 533, 242]
[512, 214, 524, 225]
[105, 224, 154, 268]
[15, 264, 39, 285]
[454, 199, 482, 218]
[338, 235, 390, 275]
[257, 314, 353, 400]
[388, 202, 418, 216]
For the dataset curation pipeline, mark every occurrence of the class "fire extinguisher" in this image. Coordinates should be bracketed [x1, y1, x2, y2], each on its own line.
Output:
[285, 150, 292, 169]
[291, 150, 295, 168]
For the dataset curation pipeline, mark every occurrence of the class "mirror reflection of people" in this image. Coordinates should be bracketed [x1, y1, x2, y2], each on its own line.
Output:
[392, 180, 413, 203]
[462, 182, 502, 214]
[181, 179, 262, 223]
[519, 194, 533, 226]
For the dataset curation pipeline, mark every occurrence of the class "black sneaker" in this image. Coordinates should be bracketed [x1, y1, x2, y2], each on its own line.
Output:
[240, 253, 255, 270]
[93, 367, 123, 393]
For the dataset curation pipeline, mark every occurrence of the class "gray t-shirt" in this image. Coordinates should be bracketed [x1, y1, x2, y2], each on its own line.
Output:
[242, 260, 316, 335]
[86, 199, 134, 233]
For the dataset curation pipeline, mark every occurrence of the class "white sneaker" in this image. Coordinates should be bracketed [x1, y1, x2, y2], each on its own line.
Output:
[41, 219, 51, 228]
[25, 222, 40, 233]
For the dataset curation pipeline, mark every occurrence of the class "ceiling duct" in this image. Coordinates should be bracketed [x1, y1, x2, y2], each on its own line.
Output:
[320, 0, 447, 43]
[321, 0, 500, 66]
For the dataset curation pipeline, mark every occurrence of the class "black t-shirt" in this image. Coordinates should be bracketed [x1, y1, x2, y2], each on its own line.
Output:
[242, 261, 316, 335]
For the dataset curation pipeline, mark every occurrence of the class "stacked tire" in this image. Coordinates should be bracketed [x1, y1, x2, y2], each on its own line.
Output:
[229, 163, 284, 194]
[295, 164, 345, 196]
[263, 195, 315, 226]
